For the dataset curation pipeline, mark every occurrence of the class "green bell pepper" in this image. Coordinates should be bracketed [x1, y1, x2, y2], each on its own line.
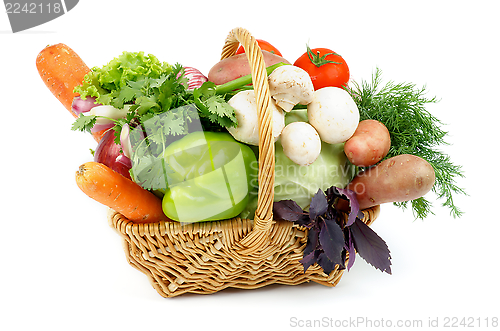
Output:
[161, 131, 258, 223]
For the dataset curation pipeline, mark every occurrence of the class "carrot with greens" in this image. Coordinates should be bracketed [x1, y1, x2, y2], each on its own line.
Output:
[36, 43, 106, 141]
[76, 162, 169, 224]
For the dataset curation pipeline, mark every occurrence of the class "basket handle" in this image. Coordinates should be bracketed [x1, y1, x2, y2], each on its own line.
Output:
[220, 28, 275, 248]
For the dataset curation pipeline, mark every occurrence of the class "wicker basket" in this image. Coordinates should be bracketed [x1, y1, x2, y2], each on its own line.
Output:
[108, 27, 381, 298]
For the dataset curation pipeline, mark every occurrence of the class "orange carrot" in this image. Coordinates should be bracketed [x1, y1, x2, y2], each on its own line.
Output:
[76, 162, 169, 224]
[36, 43, 106, 142]
[36, 43, 89, 117]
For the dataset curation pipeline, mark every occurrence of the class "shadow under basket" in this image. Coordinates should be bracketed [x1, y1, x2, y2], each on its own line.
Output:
[105, 27, 382, 298]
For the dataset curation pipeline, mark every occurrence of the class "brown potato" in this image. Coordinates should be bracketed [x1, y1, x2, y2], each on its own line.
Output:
[340, 154, 435, 210]
[207, 50, 291, 85]
[344, 119, 391, 167]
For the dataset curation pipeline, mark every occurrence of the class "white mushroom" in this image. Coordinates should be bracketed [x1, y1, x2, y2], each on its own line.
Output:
[227, 90, 285, 146]
[307, 87, 360, 144]
[268, 65, 314, 112]
[280, 122, 321, 166]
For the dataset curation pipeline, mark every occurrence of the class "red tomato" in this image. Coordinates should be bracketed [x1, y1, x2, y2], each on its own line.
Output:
[293, 46, 350, 90]
[236, 39, 283, 57]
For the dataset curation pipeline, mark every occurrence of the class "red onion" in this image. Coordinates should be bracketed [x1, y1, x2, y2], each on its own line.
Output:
[116, 154, 132, 169]
[91, 123, 114, 133]
[177, 66, 208, 90]
[94, 130, 132, 179]
[71, 96, 101, 115]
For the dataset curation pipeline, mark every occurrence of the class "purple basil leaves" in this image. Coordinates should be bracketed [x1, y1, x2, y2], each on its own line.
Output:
[349, 218, 392, 274]
[318, 217, 345, 270]
[344, 228, 357, 271]
[300, 228, 320, 272]
[325, 186, 363, 226]
[273, 185, 392, 275]
[309, 189, 329, 220]
[273, 199, 311, 227]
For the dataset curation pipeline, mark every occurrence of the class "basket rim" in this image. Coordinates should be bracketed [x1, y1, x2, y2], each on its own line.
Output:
[109, 205, 381, 238]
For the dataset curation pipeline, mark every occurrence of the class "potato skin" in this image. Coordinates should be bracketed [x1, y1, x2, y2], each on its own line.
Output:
[207, 50, 291, 85]
[344, 119, 391, 167]
[343, 154, 435, 210]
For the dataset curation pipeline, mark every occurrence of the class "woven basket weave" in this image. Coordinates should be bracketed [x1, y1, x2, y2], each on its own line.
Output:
[108, 27, 380, 298]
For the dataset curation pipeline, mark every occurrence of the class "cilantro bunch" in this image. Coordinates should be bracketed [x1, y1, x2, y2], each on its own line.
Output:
[72, 51, 238, 142]
[274, 187, 392, 275]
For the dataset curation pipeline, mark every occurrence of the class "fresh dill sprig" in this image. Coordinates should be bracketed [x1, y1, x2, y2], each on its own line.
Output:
[349, 68, 466, 219]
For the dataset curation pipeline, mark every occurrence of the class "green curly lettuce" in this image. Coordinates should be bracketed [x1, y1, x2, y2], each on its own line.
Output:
[74, 51, 175, 110]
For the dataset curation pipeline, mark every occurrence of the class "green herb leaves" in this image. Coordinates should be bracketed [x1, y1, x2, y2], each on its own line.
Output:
[274, 187, 392, 275]
[71, 50, 241, 172]
[71, 114, 96, 132]
[72, 51, 238, 139]
[129, 105, 198, 190]
[350, 68, 466, 219]
[193, 82, 238, 129]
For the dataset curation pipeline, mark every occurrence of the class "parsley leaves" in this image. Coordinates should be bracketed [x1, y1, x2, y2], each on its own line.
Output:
[71, 50, 238, 144]
[129, 105, 197, 190]
[71, 114, 96, 132]
[193, 82, 238, 129]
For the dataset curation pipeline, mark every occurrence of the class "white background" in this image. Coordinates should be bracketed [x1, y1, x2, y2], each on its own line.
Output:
[1, 1, 499, 330]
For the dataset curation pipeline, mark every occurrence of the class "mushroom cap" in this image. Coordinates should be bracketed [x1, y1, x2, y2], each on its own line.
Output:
[268, 66, 314, 112]
[280, 122, 321, 166]
[307, 87, 360, 144]
[227, 90, 285, 146]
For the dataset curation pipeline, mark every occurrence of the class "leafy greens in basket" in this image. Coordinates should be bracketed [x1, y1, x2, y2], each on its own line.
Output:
[72, 51, 239, 140]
